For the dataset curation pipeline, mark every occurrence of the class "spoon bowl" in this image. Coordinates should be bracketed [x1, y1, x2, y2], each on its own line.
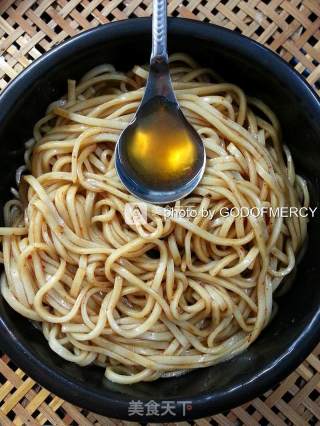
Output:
[116, 95, 206, 204]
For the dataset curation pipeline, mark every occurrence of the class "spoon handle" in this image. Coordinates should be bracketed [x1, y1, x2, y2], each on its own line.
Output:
[139, 0, 177, 106]
[151, 0, 168, 62]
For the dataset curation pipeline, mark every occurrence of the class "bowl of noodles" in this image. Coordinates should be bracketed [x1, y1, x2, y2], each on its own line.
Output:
[0, 17, 319, 422]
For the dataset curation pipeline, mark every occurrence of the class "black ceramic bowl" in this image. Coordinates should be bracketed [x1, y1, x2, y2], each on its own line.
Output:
[0, 18, 320, 423]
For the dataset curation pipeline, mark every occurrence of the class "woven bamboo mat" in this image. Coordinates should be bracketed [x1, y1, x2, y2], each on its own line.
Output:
[0, 1, 320, 425]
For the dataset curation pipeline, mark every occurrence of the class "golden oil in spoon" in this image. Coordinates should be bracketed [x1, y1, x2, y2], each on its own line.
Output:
[121, 97, 203, 191]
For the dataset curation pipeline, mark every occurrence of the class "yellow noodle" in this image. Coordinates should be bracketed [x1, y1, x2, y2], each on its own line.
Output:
[0, 54, 308, 384]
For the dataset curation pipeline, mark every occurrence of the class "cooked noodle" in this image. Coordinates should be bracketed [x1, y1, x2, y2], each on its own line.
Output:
[0, 54, 309, 384]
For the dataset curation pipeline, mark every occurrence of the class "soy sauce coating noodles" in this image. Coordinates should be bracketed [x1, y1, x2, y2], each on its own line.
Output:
[0, 54, 309, 384]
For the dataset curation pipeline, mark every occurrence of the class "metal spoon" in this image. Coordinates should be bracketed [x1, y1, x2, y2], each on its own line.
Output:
[115, 0, 205, 204]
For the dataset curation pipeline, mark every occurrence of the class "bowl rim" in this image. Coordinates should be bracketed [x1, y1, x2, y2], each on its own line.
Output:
[0, 16, 320, 422]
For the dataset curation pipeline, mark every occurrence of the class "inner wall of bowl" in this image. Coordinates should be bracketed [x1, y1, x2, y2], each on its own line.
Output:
[1, 24, 320, 403]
